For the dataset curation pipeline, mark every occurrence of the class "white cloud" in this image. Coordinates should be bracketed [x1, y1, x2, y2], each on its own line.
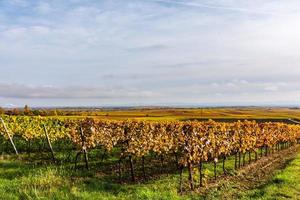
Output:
[264, 86, 278, 92]
[0, 0, 300, 106]
[35, 2, 53, 14]
[225, 83, 236, 87]
[211, 83, 219, 87]
[4, 103, 17, 108]
[6, 0, 28, 7]
[0, 83, 157, 99]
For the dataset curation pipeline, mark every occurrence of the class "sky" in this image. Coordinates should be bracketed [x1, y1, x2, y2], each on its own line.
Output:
[0, 0, 300, 107]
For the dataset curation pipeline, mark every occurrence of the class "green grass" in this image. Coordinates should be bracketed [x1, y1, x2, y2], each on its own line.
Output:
[0, 149, 299, 200]
[0, 152, 240, 200]
[240, 151, 300, 200]
[0, 159, 189, 200]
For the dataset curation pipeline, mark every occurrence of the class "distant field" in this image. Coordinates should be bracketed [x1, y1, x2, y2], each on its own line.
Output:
[53, 107, 300, 122]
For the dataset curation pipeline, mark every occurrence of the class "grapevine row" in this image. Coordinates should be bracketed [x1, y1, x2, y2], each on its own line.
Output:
[0, 115, 300, 191]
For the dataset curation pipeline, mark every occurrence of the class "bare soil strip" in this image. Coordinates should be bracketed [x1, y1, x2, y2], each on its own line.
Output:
[198, 145, 300, 199]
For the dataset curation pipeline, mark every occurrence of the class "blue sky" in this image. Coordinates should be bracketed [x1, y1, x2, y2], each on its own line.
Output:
[0, 0, 300, 107]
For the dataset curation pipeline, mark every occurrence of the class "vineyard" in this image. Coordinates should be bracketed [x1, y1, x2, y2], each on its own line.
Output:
[0, 115, 300, 193]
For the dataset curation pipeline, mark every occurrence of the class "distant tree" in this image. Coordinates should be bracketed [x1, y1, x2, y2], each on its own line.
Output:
[5, 110, 13, 115]
[24, 105, 32, 115]
[12, 108, 20, 115]
[0, 107, 4, 115]
[39, 109, 47, 116]
[32, 110, 40, 116]
[48, 109, 58, 116]
[55, 109, 62, 116]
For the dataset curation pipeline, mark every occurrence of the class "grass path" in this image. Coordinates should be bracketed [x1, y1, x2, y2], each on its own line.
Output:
[240, 149, 300, 199]
[0, 146, 299, 200]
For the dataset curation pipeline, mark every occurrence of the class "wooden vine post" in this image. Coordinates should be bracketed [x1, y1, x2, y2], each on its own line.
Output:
[213, 158, 217, 180]
[43, 124, 56, 162]
[187, 162, 194, 190]
[124, 127, 135, 182]
[0, 117, 18, 155]
[160, 155, 164, 174]
[118, 157, 123, 182]
[234, 152, 238, 170]
[28, 139, 31, 158]
[265, 145, 268, 156]
[198, 160, 203, 187]
[142, 156, 146, 181]
[75, 126, 89, 170]
[222, 155, 226, 174]
[129, 155, 135, 182]
[254, 149, 258, 161]
[80, 127, 89, 170]
[248, 151, 251, 164]
[238, 152, 241, 168]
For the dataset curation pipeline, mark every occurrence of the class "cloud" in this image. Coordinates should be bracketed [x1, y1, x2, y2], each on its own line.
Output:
[225, 82, 236, 87]
[0, 83, 156, 99]
[6, 0, 29, 7]
[152, 0, 276, 15]
[126, 44, 168, 52]
[35, 2, 53, 14]
[4, 103, 16, 108]
[264, 86, 278, 92]
[0, 0, 300, 106]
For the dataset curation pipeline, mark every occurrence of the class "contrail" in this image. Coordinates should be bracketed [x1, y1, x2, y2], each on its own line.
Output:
[151, 0, 276, 15]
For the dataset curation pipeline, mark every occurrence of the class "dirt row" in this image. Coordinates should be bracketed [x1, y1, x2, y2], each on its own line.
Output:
[198, 144, 300, 199]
